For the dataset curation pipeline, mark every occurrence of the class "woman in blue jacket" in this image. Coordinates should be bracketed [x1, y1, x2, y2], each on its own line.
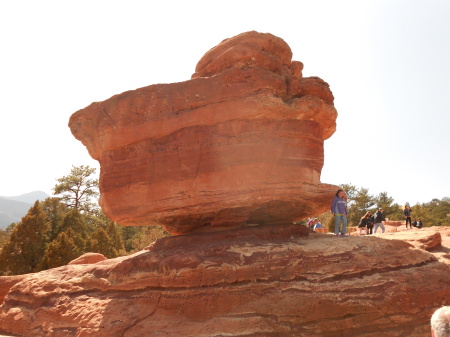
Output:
[331, 189, 348, 236]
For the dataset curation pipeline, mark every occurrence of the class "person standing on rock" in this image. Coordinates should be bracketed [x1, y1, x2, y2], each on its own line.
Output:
[331, 189, 348, 236]
[366, 211, 374, 235]
[357, 212, 370, 236]
[431, 306, 450, 337]
[404, 204, 413, 230]
[373, 208, 386, 234]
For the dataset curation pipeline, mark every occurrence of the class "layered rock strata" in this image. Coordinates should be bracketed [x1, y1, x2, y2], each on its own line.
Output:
[0, 225, 449, 337]
[69, 31, 338, 234]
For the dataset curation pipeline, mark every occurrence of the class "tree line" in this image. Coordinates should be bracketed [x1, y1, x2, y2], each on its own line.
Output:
[0, 166, 170, 276]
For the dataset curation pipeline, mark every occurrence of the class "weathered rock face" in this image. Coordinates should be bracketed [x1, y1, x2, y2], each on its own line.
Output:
[69, 31, 338, 234]
[378, 228, 442, 251]
[1, 225, 449, 337]
[68, 252, 107, 265]
[383, 220, 404, 227]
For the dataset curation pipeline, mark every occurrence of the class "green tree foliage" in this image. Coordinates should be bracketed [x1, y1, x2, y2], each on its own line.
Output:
[409, 198, 450, 227]
[105, 221, 125, 255]
[340, 184, 357, 206]
[0, 231, 6, 249]
[120, 226, 142, 252]
[40, 228, 82, 269]
[53, 165, 99, 213]
[0, 165, 172, 275]
[59, 208, 89, 240]
[121, 226, 171, 253]
[41, 197, 69, 241]
[90, 227, 118, 258]
[347, 187, 376, 226]
[0, 201, 50, 275]
[0, 223, 16, 248]
[374, 192, 403, 219]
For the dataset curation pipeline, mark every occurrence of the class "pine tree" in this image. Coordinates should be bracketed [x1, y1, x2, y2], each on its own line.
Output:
[105, 221, 125, 255]
[91, 227, 117, 258]
[40, 229, 82, 269]
[41, 197, 69, 241]
[0, 201, 50, 275]
[120, 226, 141, 252]
[60, 208, 89, 240]
[53, 165, 99, 213]
[374, 192, 403, 220]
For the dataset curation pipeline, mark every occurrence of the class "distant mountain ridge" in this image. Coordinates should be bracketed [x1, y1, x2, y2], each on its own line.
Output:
[0, 191, 50, 229]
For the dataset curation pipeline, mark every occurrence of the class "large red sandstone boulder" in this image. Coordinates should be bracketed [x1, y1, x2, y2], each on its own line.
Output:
[1, 224, 449, 337]
[69, 31, 338, 234]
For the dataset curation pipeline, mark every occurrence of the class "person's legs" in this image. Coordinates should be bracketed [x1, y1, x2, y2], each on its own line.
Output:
[380, 223, 385, 233]
[341, 215, 348, 235]
[374, 223, 379, 234]
[406, 217, 412, 229]
[334, 215, 341, 235]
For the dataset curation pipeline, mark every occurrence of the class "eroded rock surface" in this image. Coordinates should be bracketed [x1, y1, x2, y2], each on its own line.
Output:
[69, 31, 338, 234]
[68, 252, 107, 265]
[1, 224, 449, 337]
[378, 229, 442, 251]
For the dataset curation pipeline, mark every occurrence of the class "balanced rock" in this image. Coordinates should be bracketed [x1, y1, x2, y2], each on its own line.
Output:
[1, 225, 449, 336]
[69, 31, 338, 234]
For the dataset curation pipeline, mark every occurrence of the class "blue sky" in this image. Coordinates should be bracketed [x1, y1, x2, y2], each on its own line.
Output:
[1, 0, 449, 206]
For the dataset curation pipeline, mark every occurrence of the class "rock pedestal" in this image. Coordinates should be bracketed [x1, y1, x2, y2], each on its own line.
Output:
[0, 225, 449, 336]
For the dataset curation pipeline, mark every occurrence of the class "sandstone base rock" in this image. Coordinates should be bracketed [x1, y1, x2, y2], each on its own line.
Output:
[1, 224, 449, 337]
[377, 229, 442, 251]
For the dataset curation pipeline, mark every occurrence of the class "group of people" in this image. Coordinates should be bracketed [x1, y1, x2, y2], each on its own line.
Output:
[330, 189, 425, 236]
[331, 189, 447, 335]
[404, 203, 424, 229]
[306, 217, 323, 231]
[357, 208, 387, 235]
[330, 189, 386, 236]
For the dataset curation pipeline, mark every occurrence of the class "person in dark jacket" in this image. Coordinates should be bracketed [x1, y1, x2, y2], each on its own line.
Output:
[404, 204, 413, 229]
[373, 208, 386, 234]
[416, 218, 423, 228]
[366, 212, 374, 235]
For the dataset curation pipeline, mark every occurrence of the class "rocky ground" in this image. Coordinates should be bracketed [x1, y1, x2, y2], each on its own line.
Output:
[1, 224, 450, 337]
[349, 224, 450, 265]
